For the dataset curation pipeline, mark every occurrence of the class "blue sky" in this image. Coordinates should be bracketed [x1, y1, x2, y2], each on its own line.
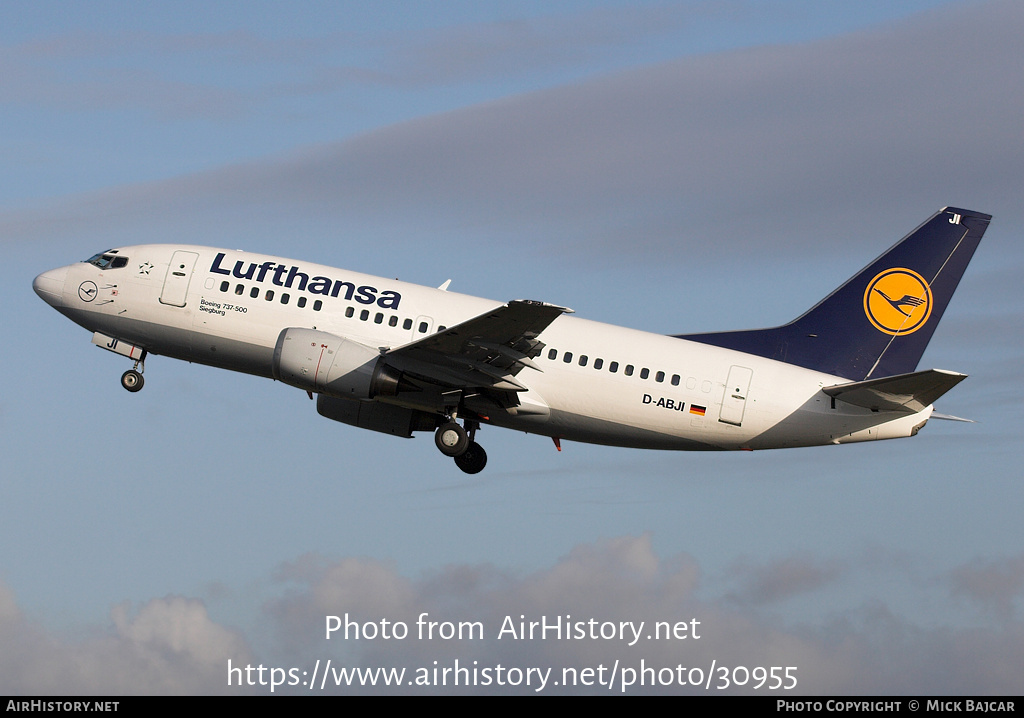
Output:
[3, 0, 1023, 695]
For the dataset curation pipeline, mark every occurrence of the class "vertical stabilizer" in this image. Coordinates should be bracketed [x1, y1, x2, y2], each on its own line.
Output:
[677, 207, 990, 380]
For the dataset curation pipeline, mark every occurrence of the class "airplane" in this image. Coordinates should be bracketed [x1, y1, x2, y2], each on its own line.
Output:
[32, 206, 989, 474]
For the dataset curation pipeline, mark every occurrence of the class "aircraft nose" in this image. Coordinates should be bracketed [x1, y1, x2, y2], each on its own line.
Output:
[33, 266, 68, 308]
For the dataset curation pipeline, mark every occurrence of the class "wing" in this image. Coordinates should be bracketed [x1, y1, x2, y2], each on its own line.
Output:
[384, 299, 573, 393]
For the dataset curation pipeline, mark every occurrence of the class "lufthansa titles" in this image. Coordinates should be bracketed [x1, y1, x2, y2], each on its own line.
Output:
[211, 253, 401, 309]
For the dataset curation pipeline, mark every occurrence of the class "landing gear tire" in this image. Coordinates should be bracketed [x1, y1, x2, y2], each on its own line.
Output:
[121, 370, 144, 392]
[435, 421, 469, 457]
[454, 441, 487, 474]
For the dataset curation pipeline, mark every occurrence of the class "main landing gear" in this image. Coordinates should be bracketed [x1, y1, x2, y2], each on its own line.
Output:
[435, 417, 487, 474]
[120, 354, 147, 393]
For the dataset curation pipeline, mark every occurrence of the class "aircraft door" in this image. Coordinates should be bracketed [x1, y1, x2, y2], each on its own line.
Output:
[719, 365, 753, 426]
[160, 251, 199, 307]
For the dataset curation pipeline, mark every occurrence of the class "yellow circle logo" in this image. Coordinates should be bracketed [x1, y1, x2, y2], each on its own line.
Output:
[863, 268, 932, 336]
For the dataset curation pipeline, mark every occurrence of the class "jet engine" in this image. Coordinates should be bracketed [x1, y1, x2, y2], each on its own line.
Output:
[272, 327, 403, 399]
[316, 395, 437, 437]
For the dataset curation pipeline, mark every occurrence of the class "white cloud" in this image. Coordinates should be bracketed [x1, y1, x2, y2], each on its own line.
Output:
[0, 588, 252, 695]
[2, 537, 1022, 694]
[262, 536, 1024, 694]
[948, 554, 1024, 623]
[724, 553, 846, 605]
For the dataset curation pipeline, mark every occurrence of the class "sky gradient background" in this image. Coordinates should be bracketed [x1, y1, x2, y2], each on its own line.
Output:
[2, 0, 1023, 694]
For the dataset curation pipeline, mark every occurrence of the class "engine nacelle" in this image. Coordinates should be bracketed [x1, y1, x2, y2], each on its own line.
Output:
[272, 328, 402, 399]
[317, 395, 437, 438]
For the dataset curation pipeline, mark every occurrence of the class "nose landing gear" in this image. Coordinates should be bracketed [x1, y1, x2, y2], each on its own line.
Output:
[121, 369, 144, 392]
[434, 417, 488, 474]
[120, 353, 147, 392]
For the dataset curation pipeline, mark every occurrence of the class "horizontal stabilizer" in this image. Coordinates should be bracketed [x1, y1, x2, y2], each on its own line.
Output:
[822, 368, 967, 413]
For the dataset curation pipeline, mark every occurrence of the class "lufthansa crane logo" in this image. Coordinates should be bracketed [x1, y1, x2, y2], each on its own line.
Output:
[863, 268, 932, 336]
[78, 281, 98, 303]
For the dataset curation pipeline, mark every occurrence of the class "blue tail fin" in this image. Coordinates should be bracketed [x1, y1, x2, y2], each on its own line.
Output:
[677, 207, 991, 380]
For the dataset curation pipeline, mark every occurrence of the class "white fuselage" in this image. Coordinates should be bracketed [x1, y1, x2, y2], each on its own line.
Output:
[35, 244, 932, 452]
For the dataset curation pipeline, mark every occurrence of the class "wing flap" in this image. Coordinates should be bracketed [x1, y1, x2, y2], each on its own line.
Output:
[822, 368, 967, 413]
[385, 299, 572, 391]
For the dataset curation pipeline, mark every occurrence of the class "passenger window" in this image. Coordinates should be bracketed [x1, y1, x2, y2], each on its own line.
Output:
[250, 287, 259, 299]
[671, 374, 680, 386]
[625, 365, 634, 376]
[313, 300, 322, 311]
[548, 349, 557, 360]
[360, 309, 369, 321]
[389, 316, 398, 327]
[609, 361, 619, 373]
[281, 293, 290, 304]
[640, 368, 650, 380]
[418, 322, 428, 333]
[374, 313, 383, 324]
[579, 355, 588, 367]
[266, 290, 275, 301]
[656, 371, 665, 383]
[563, 352, 573, 363]
[594, 358, 603, 370]
[298, 296, 307, 308]
[220, 281, 229, 292]
[438, 326, 446, 332]
[346, 307, 354, 318]
[403, 318, 413, 330]
[235, 284, 244, 295]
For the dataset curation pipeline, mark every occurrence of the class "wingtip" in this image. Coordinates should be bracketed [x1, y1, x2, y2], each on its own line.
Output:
[931, 412, 975, 423]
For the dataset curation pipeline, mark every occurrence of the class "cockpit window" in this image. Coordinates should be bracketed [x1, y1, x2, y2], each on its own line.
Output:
[84, 250, 128, 269]
[85, 251, 114, 268]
